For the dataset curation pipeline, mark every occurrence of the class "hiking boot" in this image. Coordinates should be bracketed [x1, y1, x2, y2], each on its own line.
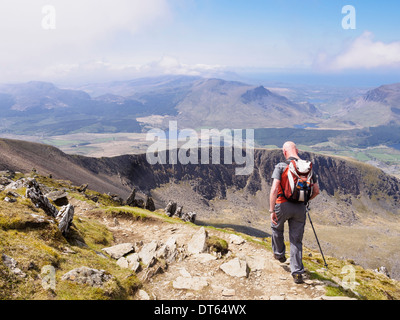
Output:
[293, 274, 304, 284]
[274, 255, 287, 263]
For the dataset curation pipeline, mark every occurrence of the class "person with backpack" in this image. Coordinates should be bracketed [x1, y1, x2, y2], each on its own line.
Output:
[269, 141, 320, 284]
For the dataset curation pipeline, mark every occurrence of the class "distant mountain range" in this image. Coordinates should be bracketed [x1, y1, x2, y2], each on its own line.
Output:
[325, 83, 400, 128]
[0, 76, 318, 135]
[1, 75, 400, 136]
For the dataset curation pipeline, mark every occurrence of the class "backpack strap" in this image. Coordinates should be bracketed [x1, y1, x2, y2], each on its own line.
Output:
[277, 160, 296, 200]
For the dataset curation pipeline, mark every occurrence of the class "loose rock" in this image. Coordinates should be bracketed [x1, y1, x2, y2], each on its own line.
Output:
[61, 266, 113, 287]
[56, 204, 74, 235]
[1, 254, 26, 278]
[187, 227, 208, 254]
[220, 258, 249, 278]
[102, 243, 135, 260]
[138, 240, 159, 266]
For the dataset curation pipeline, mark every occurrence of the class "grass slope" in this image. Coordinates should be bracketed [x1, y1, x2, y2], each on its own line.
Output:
[1, 173, 400, 300]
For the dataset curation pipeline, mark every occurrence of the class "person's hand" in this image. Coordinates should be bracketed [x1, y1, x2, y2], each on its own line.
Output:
[271, 211, 278, 225]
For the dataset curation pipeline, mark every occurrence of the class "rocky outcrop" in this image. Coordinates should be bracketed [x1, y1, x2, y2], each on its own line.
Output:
[145, 195, 156, 212]
[126, 188, 155, 211]
[45, 190, 69, 206]
[187, 227, 208, 254]
[165, 201, 177, 217]
[25, 179, 59, 218]
[1, 254, 26, 278]
[56, 204, 74, 235]
[165, 201, 196, 223]
[23, 178, 75, 235]
[61, 267, 113, 287]
[220, 258, 250, 278]
[102, 243, 135, 260]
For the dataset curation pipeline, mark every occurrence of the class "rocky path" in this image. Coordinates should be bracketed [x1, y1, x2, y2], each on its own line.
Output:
[82, 208, 333, 301]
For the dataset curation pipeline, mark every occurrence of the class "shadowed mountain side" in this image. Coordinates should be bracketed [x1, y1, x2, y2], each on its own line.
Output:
[0, 138, 131, 198]
[1, 139, 400, 217]
[0, 139, 400, 219]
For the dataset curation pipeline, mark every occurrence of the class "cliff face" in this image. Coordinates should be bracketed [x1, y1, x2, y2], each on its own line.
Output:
[86, 148, 400, 215]
[2, 138, 399, 215]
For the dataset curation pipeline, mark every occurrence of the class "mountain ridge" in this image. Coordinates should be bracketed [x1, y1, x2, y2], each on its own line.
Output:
[1, 138, 400, 280]
[1, 162, 400, 300]
[0, 76, 320, 133]
[327, 82, 400, 128]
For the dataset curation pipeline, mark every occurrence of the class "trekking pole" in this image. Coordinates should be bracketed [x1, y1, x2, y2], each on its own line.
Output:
[306, 204, 328, 268]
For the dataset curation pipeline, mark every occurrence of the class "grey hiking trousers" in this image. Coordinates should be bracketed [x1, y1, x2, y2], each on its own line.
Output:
[271, 201, 306, 275]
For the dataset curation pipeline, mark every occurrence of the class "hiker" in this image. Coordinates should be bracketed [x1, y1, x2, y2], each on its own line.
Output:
[269, 141, 320, 284]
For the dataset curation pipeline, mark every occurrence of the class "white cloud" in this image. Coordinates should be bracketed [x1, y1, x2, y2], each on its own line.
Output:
[0, 0, 171, 83]
[142, 56, 225, 76]
[318, 31, 400, 71]
[34, 56, 225, 84]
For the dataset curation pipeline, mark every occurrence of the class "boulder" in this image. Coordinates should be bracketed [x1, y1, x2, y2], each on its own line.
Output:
[245, 255, 265, 271]
[374, 266, 391, 278]
[1, 254, 26, 278]
[0, 176, 13, 187]
[61, 266, 113, 287]
[187, 227, 208, 254]
[222, 288, 236, 297]
[145, 196, 156, 211]
[117, 253, 141, 272]
[181, 211, 196, 223]
[165, 201, 177, 217]
[138, 240, 159, 266]
[154, 236, 178, 263]
[25, 178, 58, 218]
[102, 243, 135, 260]
[126, 188, 136, 206]
[45, 190, 69, 206]
[56, 204, 74, 235]
[229, 234, 246, 245]
[192, 253, 217, 264]
[174, 206, 183, 218]
[4, 197, 16, 203]
[220, 258, 249, 278]
[5, 178, 29, 191]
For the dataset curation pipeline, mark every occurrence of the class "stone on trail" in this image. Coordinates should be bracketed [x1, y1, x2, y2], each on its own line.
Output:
[229, 234, 246, 245]
[187, 227, 208, 254]
[220, 258, 249, 278]
[138, 240, 159, 266]
[102, 243, 135, 260]
[61, 266, 113, 287]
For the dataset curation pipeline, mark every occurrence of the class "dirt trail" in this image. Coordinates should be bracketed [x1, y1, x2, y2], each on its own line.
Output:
[69, 196, 347, 300]
[71, 205, 335, 300]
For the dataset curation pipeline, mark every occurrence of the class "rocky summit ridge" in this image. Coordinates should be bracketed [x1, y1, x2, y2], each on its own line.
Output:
[1, 172, 400, 300]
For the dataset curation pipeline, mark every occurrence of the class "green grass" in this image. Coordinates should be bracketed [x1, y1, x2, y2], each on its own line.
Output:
[0, 186, 141, 300]
[2, 173, 400, 300]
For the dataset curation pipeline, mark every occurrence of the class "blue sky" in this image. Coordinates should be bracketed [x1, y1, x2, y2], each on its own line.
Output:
[0, 0, 399, 85]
